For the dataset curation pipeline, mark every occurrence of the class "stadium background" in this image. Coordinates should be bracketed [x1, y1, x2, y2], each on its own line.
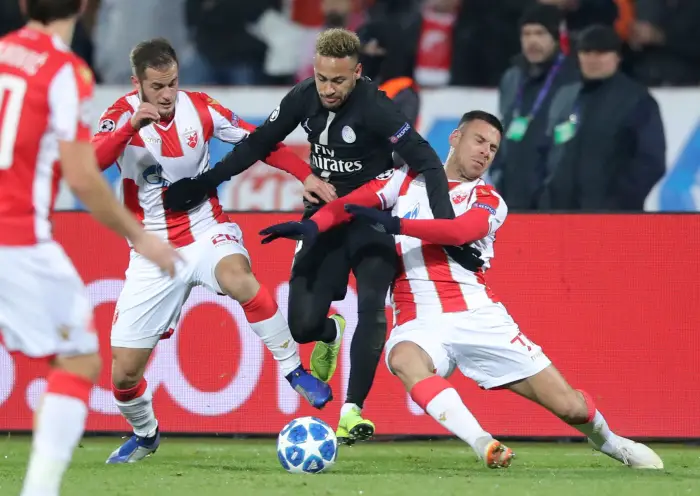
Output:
[2, 0, 700, 442]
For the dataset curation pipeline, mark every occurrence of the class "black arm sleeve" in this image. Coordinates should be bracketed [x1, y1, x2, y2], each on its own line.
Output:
[390, 88, 420, 168]
[202, 83, 305, 188]
[365, 90, 454, 219]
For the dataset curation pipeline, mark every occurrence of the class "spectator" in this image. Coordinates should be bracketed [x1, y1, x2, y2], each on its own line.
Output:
[356, 0, 466, 88]
[539, 25, 666, 211]
[186, 0, 278, 86]
[490, 4, 580, 210]
[539, 0, 618, 35]
[295, 0, 366, 82]
[450, 0, 536, 86]
[93, 0, 197, 85]
[357, 23, 421, 166]
[629, 0, 700, 86]
[0, 0, 23, 37]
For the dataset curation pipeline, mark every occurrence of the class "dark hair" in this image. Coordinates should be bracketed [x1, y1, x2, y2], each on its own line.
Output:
[129, 38, 178, 80]
[459, 111, 504, 136]
[25, 0, 81, 24]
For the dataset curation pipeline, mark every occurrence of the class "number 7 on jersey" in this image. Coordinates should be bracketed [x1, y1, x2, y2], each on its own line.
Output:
[0, 74, 27, 170]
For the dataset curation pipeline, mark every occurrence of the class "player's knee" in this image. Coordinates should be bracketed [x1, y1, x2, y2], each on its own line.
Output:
[356, 288, 388, 316]
[54, 352, 102, 383]
[356, 305, 387, 343]
[215, 255, 259, 302]
[555, 390, 590, 425]
[111, 368, 144, 390]
[287, 305, 327, 343]
[388, 342, 433, 382]
[111, 349, 150, 390]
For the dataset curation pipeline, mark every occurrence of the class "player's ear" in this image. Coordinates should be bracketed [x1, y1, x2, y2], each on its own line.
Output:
[354, 62, 362, 80]
[448, 129, 461, 149]
[130, 75, 140, 92]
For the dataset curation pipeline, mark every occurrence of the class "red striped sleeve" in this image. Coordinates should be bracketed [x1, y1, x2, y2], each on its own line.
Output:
[399, 185, 500, 245]
[92, 123, 137, 170]
[312, 183, 383, 232]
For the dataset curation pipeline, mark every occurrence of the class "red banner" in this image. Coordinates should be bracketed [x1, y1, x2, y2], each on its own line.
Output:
[1, 213, 699, 438]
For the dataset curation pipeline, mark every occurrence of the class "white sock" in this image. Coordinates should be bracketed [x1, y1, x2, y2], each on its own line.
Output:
[241, 287, 302, 376]
[248, 310, 302, 376]
[114, 381, 158, 438]
[340, 403, 360, 417]
[411, 376, 490, 452]
[573, 410, 621, 451]
[21, 393, 88, 496]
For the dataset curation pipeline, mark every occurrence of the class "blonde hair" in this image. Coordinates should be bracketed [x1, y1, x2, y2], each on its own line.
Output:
[315, 28, 361, 60]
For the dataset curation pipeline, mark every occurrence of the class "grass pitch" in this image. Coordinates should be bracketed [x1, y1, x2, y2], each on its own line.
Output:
[0, 436, 698, 496]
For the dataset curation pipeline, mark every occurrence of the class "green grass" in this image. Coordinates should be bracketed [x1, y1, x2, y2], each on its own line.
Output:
[0, 436, 698, 495]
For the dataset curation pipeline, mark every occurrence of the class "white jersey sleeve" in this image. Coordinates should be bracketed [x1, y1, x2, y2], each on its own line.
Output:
[370, 165, 409, 210]
[191, 93, 249, 144]
[49, 62, 93, 142]
[471, 185, 508, 235]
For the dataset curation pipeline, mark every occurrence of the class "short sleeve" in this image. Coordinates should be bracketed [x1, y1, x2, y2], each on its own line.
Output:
[471, 185, 508, 235]
[49, 61, 94, 142]
[366, 165, 409, 210]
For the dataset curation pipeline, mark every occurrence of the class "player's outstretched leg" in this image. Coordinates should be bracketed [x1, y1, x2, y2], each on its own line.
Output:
[216, 254, 332, 409]
[507, 365, 663, 469]
[336, 250, 396, 445]
[107, 347, 160, 464]
[21, 354, 99, 496]
[388, 342, 514, 468]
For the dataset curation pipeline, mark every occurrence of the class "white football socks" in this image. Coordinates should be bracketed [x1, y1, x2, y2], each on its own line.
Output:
[21, 371, 92, 496]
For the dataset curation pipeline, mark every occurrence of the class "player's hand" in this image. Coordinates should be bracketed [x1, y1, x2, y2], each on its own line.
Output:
[344, 204, 400, 234]
[444, 244, 485, 272]
[163, 177, 209, 212]
[130, 232, 182, 278]
[130, 102, 160, 131]
[259, 219, 319, 244]
[303, 175, 337, 204]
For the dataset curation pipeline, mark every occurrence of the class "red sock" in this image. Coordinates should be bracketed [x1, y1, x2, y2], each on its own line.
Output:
[46, 369, 92, 404]
[409, 375, 489, 448]
[241, 286, 278, 323]
[410, 375, 450, 410]
[112, 379, 157, 437]
[21, 369, 92, 495]
[112, 379, 147, 402]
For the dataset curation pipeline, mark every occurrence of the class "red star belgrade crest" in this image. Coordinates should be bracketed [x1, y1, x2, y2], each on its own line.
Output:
[185, 130, 198, 148]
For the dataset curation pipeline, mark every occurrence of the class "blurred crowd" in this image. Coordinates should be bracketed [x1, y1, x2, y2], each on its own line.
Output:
[1, 0, 698, 88]
[1, 0, 693, 211]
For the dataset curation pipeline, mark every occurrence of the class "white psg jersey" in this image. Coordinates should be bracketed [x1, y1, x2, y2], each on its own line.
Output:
[370, 165, 508, 325]
[94, 90, 248, 247]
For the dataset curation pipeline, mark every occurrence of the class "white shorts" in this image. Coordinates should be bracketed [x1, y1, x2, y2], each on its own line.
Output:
[0, 242, 98, 358]
[111, 222, 250, 349]
[385, 303, 551, 389]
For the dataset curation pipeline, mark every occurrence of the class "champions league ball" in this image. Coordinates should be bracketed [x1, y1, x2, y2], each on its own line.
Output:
[277, 416, 338, 474]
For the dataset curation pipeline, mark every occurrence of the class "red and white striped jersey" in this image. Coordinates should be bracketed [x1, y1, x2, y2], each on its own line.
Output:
[371, 165, 508, 325]
[0, 28, 94, 246]
[93, 90, 250, 248]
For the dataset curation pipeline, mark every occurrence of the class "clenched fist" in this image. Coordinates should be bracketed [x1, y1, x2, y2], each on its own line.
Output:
[130, 102, 160, 131]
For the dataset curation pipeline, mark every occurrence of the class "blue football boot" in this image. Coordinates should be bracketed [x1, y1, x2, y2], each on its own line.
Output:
[286, 365, 333, 409]
[106, 427, 160, 464]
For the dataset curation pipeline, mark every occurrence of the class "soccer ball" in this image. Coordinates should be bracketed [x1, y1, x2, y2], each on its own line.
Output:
[277, 416, 338, 474]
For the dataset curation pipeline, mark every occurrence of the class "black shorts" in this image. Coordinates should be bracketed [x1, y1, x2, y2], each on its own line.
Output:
[290, 218, 397, 302]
